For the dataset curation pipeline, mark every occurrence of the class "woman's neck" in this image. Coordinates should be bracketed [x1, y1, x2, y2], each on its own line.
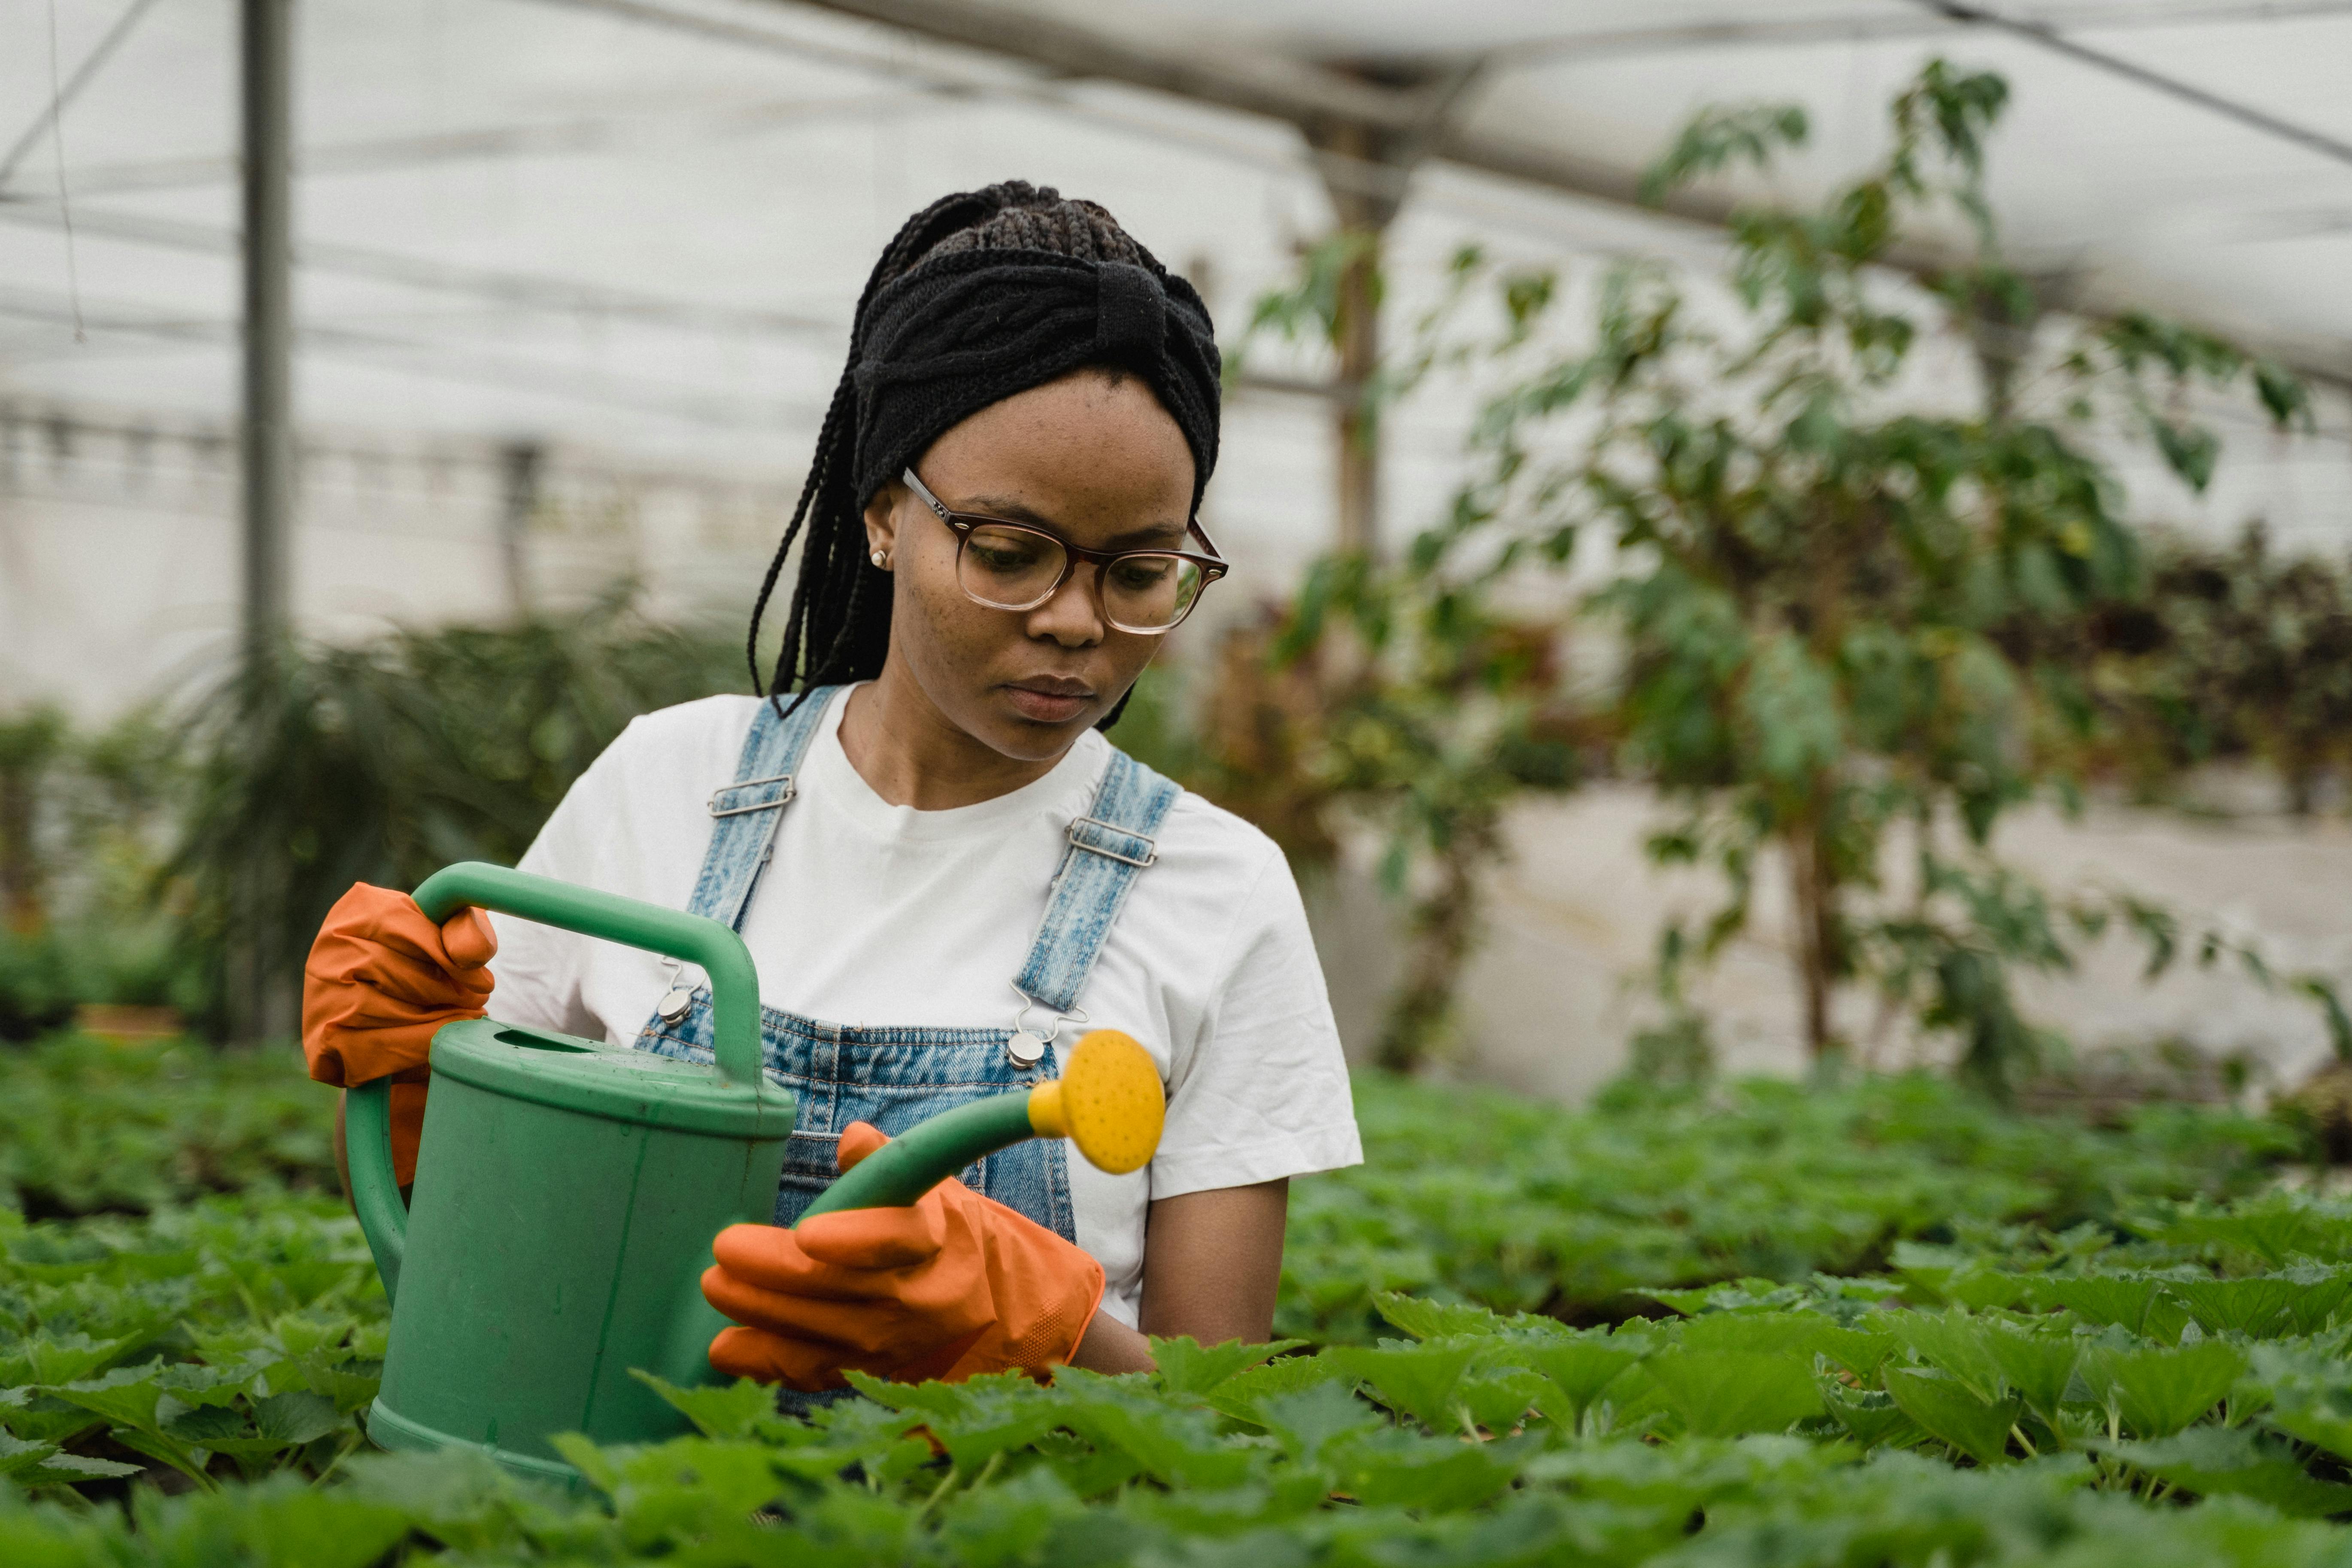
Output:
[836, 670, 1067, 810]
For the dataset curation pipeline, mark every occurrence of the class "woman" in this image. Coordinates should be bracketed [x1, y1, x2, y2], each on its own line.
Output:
[302, 182, 1359, 1391]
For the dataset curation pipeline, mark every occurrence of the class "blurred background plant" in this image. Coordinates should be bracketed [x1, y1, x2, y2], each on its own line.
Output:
[2088, 523, 2352, 813]
[0, 703, 191, 1040]
[1143, 59, 2347, 1096]
[0, 588, 737, 1040]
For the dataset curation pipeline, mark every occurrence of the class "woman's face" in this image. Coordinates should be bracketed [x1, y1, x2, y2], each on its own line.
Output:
[863, 369, 1197, 762]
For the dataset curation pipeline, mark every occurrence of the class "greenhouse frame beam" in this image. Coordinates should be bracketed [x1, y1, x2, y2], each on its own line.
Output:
[1514, 0, 2352, 63]
[780, 0, 2352, 389]
[778, 0, 1743, 250]
[1914, 0, 2352, 169]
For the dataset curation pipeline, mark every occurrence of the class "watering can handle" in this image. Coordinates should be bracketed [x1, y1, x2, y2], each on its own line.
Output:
[343, 861, 768, 1307]
[410, 861, 765, 1086]
[345, 1078, 410, 1300]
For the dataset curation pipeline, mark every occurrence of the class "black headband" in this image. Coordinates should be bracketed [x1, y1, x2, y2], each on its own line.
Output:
[846, 246, 1222, 515]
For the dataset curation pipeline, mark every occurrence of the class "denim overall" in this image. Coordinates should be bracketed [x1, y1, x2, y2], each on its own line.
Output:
[631, 685, 1179, 1241]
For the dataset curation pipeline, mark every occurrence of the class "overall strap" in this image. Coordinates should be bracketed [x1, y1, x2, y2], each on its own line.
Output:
[689, 688, 844, 932]
[1012, 747, 1183, 1014]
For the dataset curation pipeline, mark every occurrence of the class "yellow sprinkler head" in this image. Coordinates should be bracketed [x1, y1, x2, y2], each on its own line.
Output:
[1026, 1029, 1165, 1176]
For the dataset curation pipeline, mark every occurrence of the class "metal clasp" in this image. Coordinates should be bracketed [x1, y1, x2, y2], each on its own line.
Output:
[1066, 816, 1157, 867]
[1006, 988, 1087, 1070]
[708, 774, 796, 818]
[655, 958, 696, 1025]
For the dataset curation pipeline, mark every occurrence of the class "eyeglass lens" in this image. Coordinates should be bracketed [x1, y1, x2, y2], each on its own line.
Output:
[958, 523, 1206, 631]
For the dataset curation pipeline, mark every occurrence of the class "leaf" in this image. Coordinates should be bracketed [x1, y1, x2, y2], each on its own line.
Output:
[1374, 1293, 1538, 1342]
[50, 1359, 215, 1486]
[108, 1425, 218, 1489]
[2079, 1341, 2247, 1440]
[164, 1403, 251, 1446]
[16, 1450, 146, 1486]
[1202, 1350, 1354, 1426]
[2032, 1275, 2167, 1334]
[49, 1359, 170, 1433]
[0, 1431, 144, 1488]
[1645, 1349, 1822, 1437]
[1517, 1339, 1651, 1429]
[2140, 1201, 2352, 1268]
[630, 1370, 777, 1440]
[0, 1333, 136, 1388]
[282, 1363, 379, 1417]
[1150, 1337, 1305, 1398]
[1676, 1310, 1892, 1381]
[1053, 1386, 1255, 1490]
[2151, 416, 2220, 493]
[548, 1432, 621, 1495]
[0, 1390, 104, 1447]
[1739, 634, 1845, 784]
[1323, 1343, 1479, 1432]
[1979, 1325, 2080, 1428]
[0, 1432, 61, 1478]
[1938, 1269, 2036, 1313]
[253, 1389, 341, 1446]
[1882, 1365, 2019, 1465]
[1819, 1380, 1921, 1450]
[595, 1435, 795, 1552]
[1884, 1311, 2007, 1403]
[1253, 1382, 1384, 1465]
[2102, 1425, 2352, 1518]
[209, 1486, 416, 1568]
[1456, 1370, 1551, 1434]
[2168, 1272, 2350, 1340]
[1337, 1429, 1530, 1513]
[2248, 1345, 2352, 1464]
[938, 1468, 1082, 1568]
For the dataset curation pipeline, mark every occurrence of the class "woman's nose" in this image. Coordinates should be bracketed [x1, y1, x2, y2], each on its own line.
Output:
[1024, 564, 1107, 648]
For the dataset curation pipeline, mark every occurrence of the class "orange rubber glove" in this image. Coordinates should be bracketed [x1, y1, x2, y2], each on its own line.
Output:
[702, 1121, 1106, 1391]
[301, 883, 498, 1186]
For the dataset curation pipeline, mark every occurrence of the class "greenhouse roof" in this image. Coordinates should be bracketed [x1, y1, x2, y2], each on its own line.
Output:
[2, 0, 2349, 602]
[6, 0, 2351, 433]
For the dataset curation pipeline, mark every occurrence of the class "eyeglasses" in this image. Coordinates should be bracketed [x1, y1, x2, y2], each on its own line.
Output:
[902, 467, 1228, 635]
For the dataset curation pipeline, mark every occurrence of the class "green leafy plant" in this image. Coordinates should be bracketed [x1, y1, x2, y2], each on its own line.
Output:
[1381, 63, 2312, 1088]
[0, 1034, 334, 1218]
[8, 1046, 2352, 1559]
[1161, 240, 1593, 1069]
[167, 588, 740, 1029]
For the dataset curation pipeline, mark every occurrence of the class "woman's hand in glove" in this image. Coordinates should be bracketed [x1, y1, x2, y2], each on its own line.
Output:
[302, 883, 498, 1184]
[702, 1120, 1106, 1392]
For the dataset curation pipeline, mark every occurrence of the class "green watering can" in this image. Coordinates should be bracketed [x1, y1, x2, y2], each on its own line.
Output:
[345, 861, 1165, 1483]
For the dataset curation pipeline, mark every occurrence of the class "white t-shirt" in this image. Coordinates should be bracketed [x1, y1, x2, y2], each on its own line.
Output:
[484, 689, 1362, 1326]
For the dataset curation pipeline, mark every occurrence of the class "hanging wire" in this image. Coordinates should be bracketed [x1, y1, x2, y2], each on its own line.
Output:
[42, 0, 85, 342]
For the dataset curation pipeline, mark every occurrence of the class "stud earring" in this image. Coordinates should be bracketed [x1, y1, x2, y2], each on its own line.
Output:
[870, 549, 889, 569]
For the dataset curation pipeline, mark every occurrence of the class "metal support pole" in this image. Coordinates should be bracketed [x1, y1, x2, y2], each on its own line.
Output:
[241, 0, 293, 665]
[237, 0, 294, 1042]
[1308, 117, 1398, 560]
[1304, 61, 1480, 559]
[498, 440, 543, 618]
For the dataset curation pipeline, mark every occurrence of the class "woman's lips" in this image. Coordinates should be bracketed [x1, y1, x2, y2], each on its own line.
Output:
[1004, 683, 1093, 723]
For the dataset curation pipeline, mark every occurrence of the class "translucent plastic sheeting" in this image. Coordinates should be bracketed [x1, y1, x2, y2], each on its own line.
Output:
[3, 0, 2350, 710]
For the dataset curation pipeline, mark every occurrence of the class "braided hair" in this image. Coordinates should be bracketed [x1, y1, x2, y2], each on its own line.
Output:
[747, 181, 1223, 729]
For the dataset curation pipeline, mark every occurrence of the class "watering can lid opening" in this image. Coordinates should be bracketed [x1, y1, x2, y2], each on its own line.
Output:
[428, 1019, 796, 1137]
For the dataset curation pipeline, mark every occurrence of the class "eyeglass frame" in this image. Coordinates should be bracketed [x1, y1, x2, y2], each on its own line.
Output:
[899, 466, 1229, 634]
